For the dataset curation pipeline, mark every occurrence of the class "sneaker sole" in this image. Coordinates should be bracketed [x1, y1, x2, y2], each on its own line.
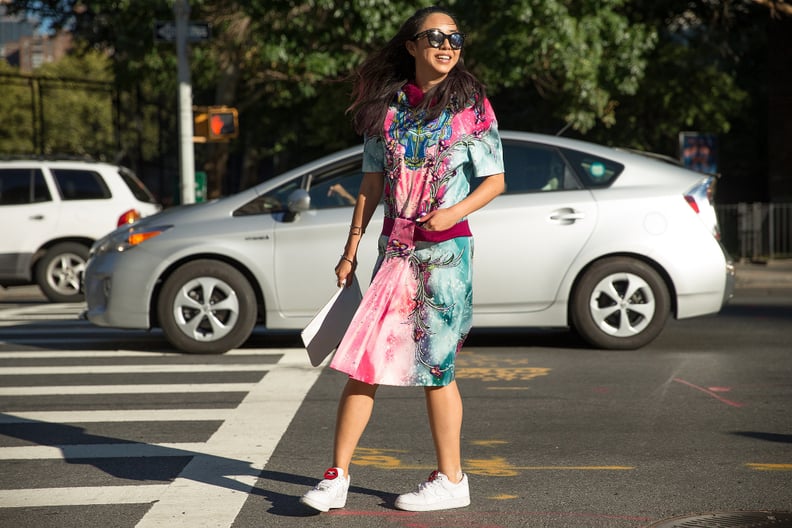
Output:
[299, 493, 348, 512]
[394, 495, 470, 512]
[299, 495, 331, 512]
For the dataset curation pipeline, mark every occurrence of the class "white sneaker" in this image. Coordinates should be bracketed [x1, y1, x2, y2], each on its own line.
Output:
[394, 470, 470, 511]
[300, 467, 350, 512]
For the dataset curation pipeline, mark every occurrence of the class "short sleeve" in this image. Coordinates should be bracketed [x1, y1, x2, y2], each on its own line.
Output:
[468, 99, 505, 178]
[362, 135, 385, 173]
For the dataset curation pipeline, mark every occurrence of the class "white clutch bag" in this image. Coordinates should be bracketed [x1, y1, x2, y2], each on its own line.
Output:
[301, 275, 362, 367]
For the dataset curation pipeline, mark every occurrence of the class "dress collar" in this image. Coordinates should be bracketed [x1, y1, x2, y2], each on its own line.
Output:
[402, 81, 426, 107]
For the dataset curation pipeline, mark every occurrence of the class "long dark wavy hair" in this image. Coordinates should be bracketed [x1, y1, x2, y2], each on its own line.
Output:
[347, 6, 487, 137]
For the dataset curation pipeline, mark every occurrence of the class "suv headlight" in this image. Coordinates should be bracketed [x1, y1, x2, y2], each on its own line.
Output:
[93, 225, 173, 256]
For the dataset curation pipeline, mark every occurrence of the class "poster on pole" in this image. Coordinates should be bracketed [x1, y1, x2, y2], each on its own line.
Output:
[679, 132, 718, 175]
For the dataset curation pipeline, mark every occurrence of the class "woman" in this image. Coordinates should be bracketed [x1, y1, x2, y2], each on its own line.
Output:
[300, 5, 505, 513]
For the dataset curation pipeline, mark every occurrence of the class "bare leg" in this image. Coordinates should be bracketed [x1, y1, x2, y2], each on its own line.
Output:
[424, 380, 464, 483]
[333, 378, 378, 476]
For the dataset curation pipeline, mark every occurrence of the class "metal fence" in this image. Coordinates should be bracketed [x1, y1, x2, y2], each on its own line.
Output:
[717, 203, 792, 261]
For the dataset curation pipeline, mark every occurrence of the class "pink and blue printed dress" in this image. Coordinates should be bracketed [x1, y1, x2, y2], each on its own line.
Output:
[330, 85, 504, 387]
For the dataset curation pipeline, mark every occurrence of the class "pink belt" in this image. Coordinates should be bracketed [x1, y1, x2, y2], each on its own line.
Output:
[381, 217, 472, 243]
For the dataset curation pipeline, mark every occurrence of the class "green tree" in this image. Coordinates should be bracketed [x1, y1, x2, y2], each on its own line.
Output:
[0, 62, 36, 154]
[455, 0, 657, 133]
[36, 52, 115, 157]
[6, 0, 779, 201]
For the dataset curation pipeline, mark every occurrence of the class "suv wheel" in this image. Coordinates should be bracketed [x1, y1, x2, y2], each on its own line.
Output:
[157, 260, 257, 354]
[570, 257, 670, 350]
[35, 242, 89, 302]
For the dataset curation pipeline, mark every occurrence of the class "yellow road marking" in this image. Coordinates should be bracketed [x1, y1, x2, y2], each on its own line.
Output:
[352, 449, 634, 476]
[456, 367, 550, 382]
[488, 494, 519, 500]
[470, 440, 509, 447]
[746, 463, 792, 471]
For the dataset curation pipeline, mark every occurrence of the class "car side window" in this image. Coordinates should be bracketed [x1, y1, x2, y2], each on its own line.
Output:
[306, 161, 363, 210]
[502, 141, 581, 194]
[52, 169, 112, 200]
[0, 168, 52, 205]
[235, 178, 301, 216]
[235, 158, 365, 216]
[561, 148, 624, 188]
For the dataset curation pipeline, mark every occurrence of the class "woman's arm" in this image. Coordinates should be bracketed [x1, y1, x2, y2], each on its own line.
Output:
[417, 172, 505, 231]
[336, 171, 384, 287]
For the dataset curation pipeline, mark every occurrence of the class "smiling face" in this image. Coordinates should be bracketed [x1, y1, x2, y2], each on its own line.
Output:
[406, 12, 461, 91]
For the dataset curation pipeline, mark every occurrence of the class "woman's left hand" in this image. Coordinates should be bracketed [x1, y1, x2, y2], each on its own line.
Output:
[416, 209, 459, 232]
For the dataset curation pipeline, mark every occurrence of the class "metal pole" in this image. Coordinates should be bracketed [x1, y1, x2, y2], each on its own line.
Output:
[174, 0, 195, 204]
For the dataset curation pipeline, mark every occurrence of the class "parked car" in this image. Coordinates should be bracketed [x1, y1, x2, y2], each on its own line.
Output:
[84, 131, 734, 353]
[0, 158, 161, 302]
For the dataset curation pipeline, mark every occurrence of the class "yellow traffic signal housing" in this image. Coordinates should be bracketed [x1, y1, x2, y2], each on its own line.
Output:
[194, 106, 238, 142]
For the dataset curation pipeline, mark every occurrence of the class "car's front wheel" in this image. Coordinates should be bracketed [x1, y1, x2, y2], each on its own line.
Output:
[35, 242, 89, 302]
[570, 257, 670, 350]
[157, 260, 257, 354]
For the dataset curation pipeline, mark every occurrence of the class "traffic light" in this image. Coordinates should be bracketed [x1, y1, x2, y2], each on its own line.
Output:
[193, 106, 238, 142]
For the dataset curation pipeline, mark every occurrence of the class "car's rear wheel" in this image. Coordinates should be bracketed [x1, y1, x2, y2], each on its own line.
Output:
[35, 242, 89, 302]
[570, 257, 670, 350]
[157, 260, 257, 354]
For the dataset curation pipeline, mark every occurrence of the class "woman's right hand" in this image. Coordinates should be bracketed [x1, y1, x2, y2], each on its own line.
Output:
[335, 256, 356, 288]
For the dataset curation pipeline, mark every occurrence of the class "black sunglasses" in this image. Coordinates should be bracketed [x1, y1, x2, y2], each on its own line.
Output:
[412, 29, 465, 50]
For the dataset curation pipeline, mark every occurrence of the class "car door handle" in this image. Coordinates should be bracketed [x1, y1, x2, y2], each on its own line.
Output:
[29, 214, 45, 220]
[549, 208, 585, 224]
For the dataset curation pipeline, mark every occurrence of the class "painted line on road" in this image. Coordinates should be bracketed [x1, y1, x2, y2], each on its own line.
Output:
[0, 364, 273, 375]
[134, 348, 323, 527]
[672, 378, 745, 407]
[0, 383, 256, 395]
[0, 485, 168, 507]
[352, 448, 634, 477]
[0, 349, 295, 359]
[0, 442, 211, 460]
[0, 409, 233, 423]
[746, 463, 792, 471]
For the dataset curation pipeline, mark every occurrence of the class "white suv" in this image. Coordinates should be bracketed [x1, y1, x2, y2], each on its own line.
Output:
[0, 159, 161, 302]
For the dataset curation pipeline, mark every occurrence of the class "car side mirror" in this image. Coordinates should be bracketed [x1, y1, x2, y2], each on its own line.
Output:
[287, 189, 310, 213]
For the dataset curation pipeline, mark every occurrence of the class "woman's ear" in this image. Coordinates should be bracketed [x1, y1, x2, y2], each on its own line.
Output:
[405, 40, 417, 57]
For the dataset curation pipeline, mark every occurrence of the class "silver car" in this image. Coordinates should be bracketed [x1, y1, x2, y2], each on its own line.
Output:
[84, 131, 734, 354]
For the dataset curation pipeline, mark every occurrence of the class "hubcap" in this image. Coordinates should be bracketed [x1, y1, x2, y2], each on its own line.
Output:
[589, 272, 656, 337]
[47, 253, 86, 295]
[172, 277, 240, 342]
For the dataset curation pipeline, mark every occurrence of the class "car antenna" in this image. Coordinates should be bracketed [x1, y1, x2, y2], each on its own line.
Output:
[555, 122, 572, 136]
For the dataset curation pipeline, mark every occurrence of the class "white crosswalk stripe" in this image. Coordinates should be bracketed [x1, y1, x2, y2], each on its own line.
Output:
[0, 306, 322, 528]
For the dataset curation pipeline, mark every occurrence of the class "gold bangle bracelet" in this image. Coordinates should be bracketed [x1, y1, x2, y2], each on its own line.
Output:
[349, 225, 364, 236]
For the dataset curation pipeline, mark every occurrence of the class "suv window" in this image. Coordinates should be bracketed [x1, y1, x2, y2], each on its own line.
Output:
[118, 167, 158, 204]
[52, 169, 112, 200]
[502, 141, 581, 193]
[0, 168, 52, 205]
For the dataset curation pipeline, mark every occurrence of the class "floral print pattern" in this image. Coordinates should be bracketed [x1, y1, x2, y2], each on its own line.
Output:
[330, 88, 503, 387]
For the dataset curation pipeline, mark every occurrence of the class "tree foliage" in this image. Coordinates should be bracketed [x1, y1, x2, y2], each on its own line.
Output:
[2, 0, 778, 201]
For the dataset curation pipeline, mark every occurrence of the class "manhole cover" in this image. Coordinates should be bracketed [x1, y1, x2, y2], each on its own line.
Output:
[647, 511, 792, 528]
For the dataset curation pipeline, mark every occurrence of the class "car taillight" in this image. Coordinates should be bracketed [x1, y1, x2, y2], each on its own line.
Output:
[684, 195, 700, 214]
[684, 177, 720, 240]
[117, 209, 142, 227]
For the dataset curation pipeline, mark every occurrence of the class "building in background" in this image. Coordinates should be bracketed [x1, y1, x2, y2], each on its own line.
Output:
[0, 3, 72, 72]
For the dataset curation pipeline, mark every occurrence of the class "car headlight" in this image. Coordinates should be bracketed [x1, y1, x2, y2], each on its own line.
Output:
[93, 225, 173, 255]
